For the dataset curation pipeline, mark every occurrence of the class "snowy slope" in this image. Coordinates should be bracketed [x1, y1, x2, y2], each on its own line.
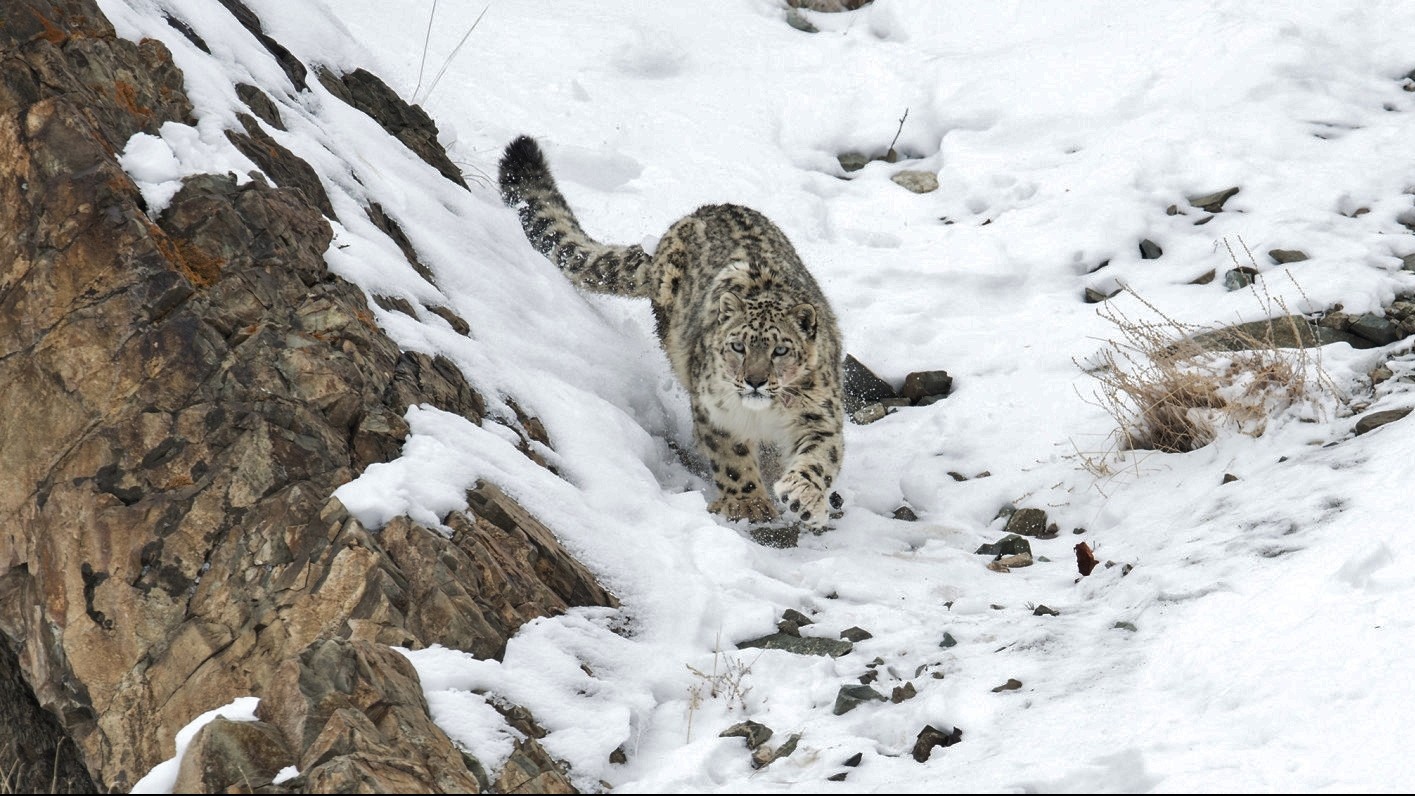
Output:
[114, 0, 1415, 792]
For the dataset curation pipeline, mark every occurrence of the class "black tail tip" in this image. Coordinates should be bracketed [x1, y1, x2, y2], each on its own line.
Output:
[498, 135, 548, 204]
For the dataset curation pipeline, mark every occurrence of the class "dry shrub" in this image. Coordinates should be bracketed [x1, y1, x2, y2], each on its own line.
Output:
[1082, 240, 1337, 456]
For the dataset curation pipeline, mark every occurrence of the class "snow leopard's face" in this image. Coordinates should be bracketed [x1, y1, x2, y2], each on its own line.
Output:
[716, 293, 818, 411]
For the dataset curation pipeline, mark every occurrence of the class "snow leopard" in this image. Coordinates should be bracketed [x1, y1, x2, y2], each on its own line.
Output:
[498, 135, 844, 528]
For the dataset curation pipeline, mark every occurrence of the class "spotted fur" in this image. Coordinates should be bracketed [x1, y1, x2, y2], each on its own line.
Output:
[499, 135, 844, 528]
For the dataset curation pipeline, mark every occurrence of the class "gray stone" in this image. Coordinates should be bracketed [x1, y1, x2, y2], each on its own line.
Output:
[1085, 286, 1120, 303]
[843, 354, 897, 412]
[838, 152, 872, 173]
[1190, 268, 1216, 285]
[840, 626, 873, 642]
[1354, 407, 1412, 436]
[851, 403, 889, 425]
[737, 632, 854, 658]
[1139, 239, 1163, 259]
[1003, 507, 1049, 537]
[891, 682, 918, 703]
[939, 632, 958, 648]
[1401, 253, 1415, 272]
[1187, 187, 1240, 213]
[1348, 314, 1401, 346]
[173, 717, 293, 794]
[975, 534, 1032, 557]
[833, 684, 888, 715]
[891, 170, 940, 193]
[901, 370, 953, 403]
[1223, 266, 1260, 291]
[892, 505, 918, 521]
[1268, 249, 1309, 264]
[720, 720, 774, 750]
[1190, 317, 1376, 351]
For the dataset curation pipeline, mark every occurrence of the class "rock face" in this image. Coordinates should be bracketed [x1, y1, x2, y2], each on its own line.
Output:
[0, 1, 612, 791]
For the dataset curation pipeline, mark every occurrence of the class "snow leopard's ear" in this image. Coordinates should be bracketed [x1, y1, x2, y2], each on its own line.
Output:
[719, 291, 744, 323]
[792, 303, 817, 339]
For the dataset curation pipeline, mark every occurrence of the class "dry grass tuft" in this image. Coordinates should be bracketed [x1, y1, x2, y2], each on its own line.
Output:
[1080, 238, 1339, 460]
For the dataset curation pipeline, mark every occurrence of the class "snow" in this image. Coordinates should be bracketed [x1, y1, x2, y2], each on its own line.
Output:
[129, 696, 260, 793]
[104, 0, 1415, 791]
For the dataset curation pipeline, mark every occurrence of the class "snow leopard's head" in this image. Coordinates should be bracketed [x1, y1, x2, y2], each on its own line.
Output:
[716, 292, 819, 411]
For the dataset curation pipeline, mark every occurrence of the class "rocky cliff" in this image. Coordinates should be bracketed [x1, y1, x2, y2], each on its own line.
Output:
[0, 1, 612, 791]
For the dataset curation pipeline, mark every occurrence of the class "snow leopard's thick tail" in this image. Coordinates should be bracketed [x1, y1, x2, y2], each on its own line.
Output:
[498, 136, 654, 298]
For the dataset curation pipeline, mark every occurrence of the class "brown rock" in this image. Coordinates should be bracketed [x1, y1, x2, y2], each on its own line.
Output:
[172, 717, 294, 794]
[0, 4, 611, 792]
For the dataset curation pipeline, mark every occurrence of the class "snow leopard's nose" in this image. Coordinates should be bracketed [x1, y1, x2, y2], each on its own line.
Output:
[745, 375, 767, 389]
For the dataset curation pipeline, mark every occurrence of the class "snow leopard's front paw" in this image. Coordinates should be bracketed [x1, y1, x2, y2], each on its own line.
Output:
[774, 471, 829, 528]
[710, 492, 778, 524]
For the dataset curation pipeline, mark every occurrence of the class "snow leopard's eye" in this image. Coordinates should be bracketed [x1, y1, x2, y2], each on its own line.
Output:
[730, 341, 745, 354]
[772, 345, 789, 357]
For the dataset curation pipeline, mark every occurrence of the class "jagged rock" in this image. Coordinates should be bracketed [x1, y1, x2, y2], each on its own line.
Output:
[738, 632, 853, 658]
[173, 716, 294, 794]
[1354, 407, 1412, 435]
[788, 0, 874, 9]
[939, 632, 957, 648]
[901, 370, 953, 403]
[1401, 253, 1415, 272]
[991, 678, 1023, 692]
[1033, 604, 1060, 617]
[1223, 266, 1261, 290]
[316, 67, 468, 189]
[1003, 507, 1050, 537]
[833, 684, 887, 715]
[0, 4, 610, 791]
[912, 725, 962, 762]
[1190, 268, 1217, 285]
[1188, 187, 1240, 213]
[750, 733, 801, 769]
[720, 720, 774, 750]
[851, 402, 889, 425]
[1268, 249, 1309, 264]
[782, 608, 814, 626]
[1347, 313, 1401, 346]
[837, 152, 872, 172]
[1190, 317, 1375, 351]
[843, 354, 897, 412]
[840, 626, 873, 642]
[1085, 286, 1121, 303]
[892, 505, 919, 521]
[1139, 238, 1163, 259]
[890, 683, 917, 703]
[975, 534, 1032, 557]
[891, 170, 939, 193]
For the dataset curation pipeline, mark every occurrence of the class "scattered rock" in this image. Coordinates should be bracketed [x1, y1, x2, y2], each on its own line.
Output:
[720, 720, 774, 750]
[891, 683, 918, 703]
[172, 716, 294, 794]
[891, 170, 940, 193]
[843, 354, 898, 412]
[609, 747, 628, 764]
[844, 752, 863, 767]
[991, 678, 1024, 693]
[892, 505, 919, 521]
[1401, 253, 1415, 272]
[782, 608, 814, 626]
[838, 152, 872, 173]
[1189, 268, 1216, 285]
[1114, 621, 1139, 632]
[1354, 407, 1412, 436]
[975, 534, 1032, 558]
[1348, 314, 1401, 346]
[1003, 507, 1050, 537]
[1187, 187, 1240, 213]
[1268, 249, 1309, 264]
[833, 684, 888, 715]
[1223, 266, 1261, 291]
[939, 632, 958, 649]
[751, 733, 801, 770]
[1139, 239, 1163, 259]
[986, 552, 1034, 572]
[1075, 542, 1099, 576]
[1085, 286, 1122, 303]
[1032, 604, 1060, 617]
[1222, 473, 1240, 484]
[911, 725, 963, 762]
[828, 772, 848, 782]
[788, 0, 874, 9]
[1190, 316, 1375, 351]
[841, 627, 873, 642]
[851, 403, 889, 425]
[738, 633, 854, 658]
[900, 370, 953, 403]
